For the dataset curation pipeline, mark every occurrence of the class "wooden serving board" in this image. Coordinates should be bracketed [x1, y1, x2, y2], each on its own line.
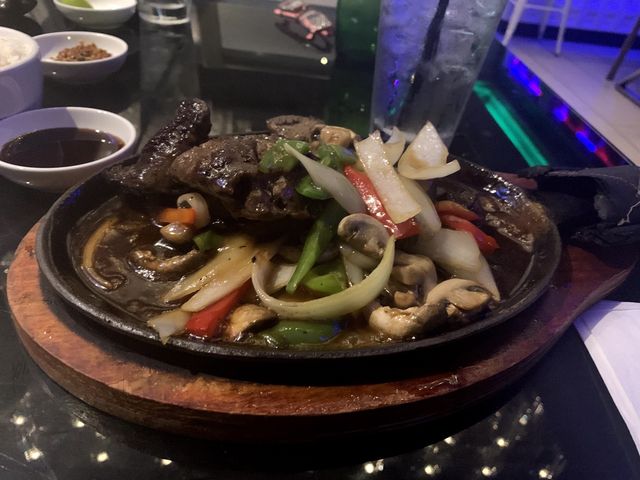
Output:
[7, 224, 637, 442]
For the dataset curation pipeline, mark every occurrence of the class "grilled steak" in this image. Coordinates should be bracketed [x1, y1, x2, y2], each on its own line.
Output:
[106, 99, 318, 221]
[106, 98, 211, 193]
[170, 134, 312, 220]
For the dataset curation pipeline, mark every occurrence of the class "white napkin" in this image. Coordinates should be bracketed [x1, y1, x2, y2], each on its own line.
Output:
[574, 301, 640, 455]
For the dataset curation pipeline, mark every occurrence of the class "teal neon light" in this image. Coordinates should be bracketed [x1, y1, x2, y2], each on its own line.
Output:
[473, 81, 549, 167]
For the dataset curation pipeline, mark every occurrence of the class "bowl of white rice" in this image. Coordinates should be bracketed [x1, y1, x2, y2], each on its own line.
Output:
[0, 27, 42, 120]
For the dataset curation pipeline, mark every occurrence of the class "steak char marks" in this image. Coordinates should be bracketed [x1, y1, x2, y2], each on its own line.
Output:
[106, 103, 320, 222]
[170, 134, 312, 220]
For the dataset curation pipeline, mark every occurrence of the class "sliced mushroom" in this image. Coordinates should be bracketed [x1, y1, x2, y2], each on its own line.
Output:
[425, 279, 492, 313]
[337, 214, 389, 259]
[370, 279, 493, 339]
[391, 251, 437, 302]
[393, 290, 418, 309]
[160, 222, 194, 245]
[129, 249, 205, 280]
[319, 125, 357, 147]
[369, 302, 448, 339]
[266, 115, 324, 141]
[224, 304, 276, 341]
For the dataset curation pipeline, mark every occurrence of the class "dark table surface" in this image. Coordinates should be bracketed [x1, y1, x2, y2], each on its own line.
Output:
[2, 1, 640, 479]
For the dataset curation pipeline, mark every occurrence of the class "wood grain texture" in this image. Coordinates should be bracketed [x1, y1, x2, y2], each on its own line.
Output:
[7, 224, 637, 442]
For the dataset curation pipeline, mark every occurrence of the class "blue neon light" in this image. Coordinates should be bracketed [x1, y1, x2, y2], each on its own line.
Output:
[552, 105, 570, 122]
[575, 130, 597, 153]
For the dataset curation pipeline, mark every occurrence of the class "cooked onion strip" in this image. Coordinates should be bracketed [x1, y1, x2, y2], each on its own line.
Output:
[181, 241, 280, 312]
[398, 159, 461, 180]
[398, 176, 441, 237]
[354, 131, 421, 224]
[147, 309, 191, 344]
[384, 127, 406, 166]
[445, 255, 500, 301]
[284, 144, 366, 214]
[264, 263, 297, 294]
[252, 238, 395, 320]
[181, 260, 253, 312]
[342, 257, 365, 285]
[398, 122, 448, 171]
[81, 217, 117, 290]
[163, 234, 254, 302]
[412, 228, 482, 273]
[337, 243, 377, 270]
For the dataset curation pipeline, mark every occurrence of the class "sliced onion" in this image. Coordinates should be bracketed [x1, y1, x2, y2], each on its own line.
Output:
[338, 243, 377, 270]
[181, 261, 253, 312]
[264, 263, 297, 294]
[163, 234, 254, 302]
[398, 176, 441, 237]
[354, 131, 421, 224]
[252, 237, 395, 320]
[284, 144, 366, 214]
[342, 257, 365, 285]
[81, 217, 118, 290]
[181, 242, 280, 312]
[147, 309, 191, 344]
[177, 192, 210, 229]
[398, 121, 448, 173]
[445, 255, 500, 301]
[411, 228, 482, 273]
[398, 159, 461, 180]
[384, 127, 406, 166]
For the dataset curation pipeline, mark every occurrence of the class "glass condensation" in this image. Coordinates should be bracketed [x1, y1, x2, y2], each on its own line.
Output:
[371, 0, 508, 144]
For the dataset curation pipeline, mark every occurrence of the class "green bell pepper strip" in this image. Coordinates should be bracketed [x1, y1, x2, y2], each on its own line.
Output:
[295, 147, 355, 200]
[286, 200, 346, 294]
[302, 259, 348, 296]
[193, 230, 223, 252]
[295, 175, 332, 200]
[259, 320, 340, 347]
[316, 144, 356, 169]
[258, 139, 310, 173]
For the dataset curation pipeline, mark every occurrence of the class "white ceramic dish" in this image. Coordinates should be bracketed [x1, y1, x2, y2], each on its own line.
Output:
[0, 27, 43, 120]
[35, 31, 128, 84]
[0, 107, 137, 191]
[53, 0, 137, 30]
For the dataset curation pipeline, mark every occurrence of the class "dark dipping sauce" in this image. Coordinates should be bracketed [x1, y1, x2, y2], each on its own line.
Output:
[0, 128, 124, 168]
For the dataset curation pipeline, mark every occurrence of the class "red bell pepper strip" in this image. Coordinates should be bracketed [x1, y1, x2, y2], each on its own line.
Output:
[440, 214, 499, 255]
[156, 207, 196, 225]
[343, 165, 419, 239]
[185, 281, 251, 338]
[435, 200, 479, 221]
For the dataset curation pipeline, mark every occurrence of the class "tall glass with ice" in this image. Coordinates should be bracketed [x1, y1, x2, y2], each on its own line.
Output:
[370, 0, 508, 145]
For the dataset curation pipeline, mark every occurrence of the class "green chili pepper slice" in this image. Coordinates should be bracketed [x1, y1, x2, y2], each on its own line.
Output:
[286, 200, 346, 294]
[193, 230, 223, 252]
[259, 320, 340, 346]
[295, 175, 331, 200]
[316, 143, 356, 169]
[258, 139, 310, 173]
[302, 259, 348, 296]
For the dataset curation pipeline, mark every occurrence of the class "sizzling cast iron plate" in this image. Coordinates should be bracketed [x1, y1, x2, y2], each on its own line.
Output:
[36, 158, 562, 363]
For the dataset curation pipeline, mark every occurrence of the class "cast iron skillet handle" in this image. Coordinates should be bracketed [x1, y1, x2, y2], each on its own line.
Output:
[502, 165, 640, 247]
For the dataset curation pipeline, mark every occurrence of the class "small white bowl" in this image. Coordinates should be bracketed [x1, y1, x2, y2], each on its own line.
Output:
[35, 31, 128, 84]
[0, 107, 137, 191]
[53, 0, 137, 30]
[0, 27, 43, 120]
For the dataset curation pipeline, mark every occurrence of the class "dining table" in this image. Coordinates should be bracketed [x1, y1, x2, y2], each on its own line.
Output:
[2, 1, 640, 479]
